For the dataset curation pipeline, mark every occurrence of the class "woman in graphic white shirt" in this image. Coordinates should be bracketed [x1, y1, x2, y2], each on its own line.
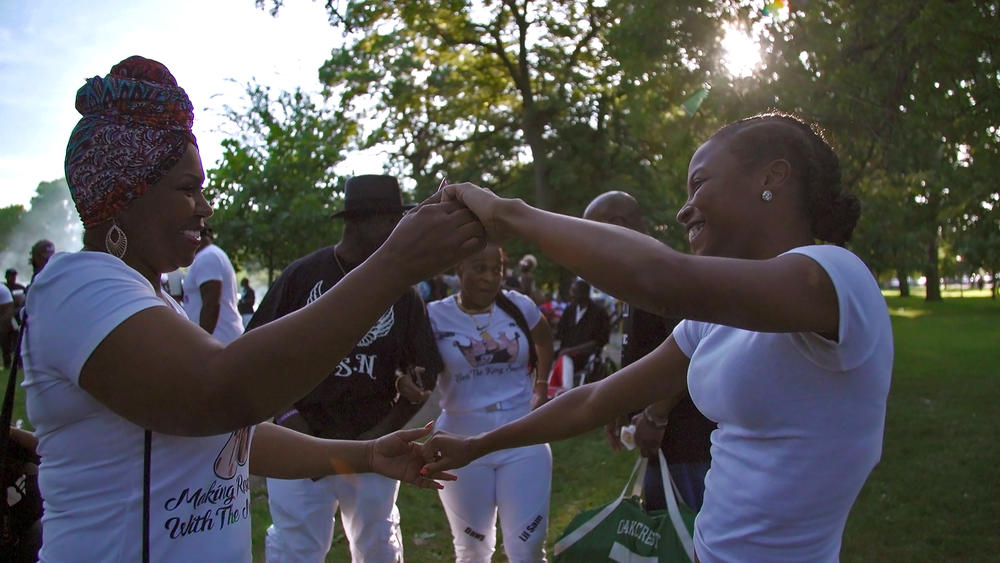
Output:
[427, 243, 554, 562]
[23, 55, 479, 562]
[423, 112, 893, 562]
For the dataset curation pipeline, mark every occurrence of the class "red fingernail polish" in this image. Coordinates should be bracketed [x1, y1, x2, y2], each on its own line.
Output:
[420, 468, 428, 476]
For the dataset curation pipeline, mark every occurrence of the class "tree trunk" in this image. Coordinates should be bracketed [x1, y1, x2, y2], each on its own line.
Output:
[522, 107, 551, 210]
[924, 229, 942, 302]
[897, 268, 910, 297]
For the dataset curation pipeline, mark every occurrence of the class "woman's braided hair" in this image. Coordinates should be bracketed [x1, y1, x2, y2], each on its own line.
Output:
[712, 111, 861, 245]
[492, 248, 539, 371]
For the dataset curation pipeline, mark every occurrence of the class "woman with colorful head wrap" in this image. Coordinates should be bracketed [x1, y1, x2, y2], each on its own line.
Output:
[22, 55, 485, 561]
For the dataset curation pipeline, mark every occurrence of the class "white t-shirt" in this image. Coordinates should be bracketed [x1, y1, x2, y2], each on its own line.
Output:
[0, 283, 12, 305]
[23, 252, 254, 562]
[673, 245, 893, 563]
[182, 244, 244, 345]
[428, 290, 541, 413]
[165, 269, 184, 298]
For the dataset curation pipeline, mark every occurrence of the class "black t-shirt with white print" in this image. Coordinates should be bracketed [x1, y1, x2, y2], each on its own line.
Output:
[247, 245, 443, 439]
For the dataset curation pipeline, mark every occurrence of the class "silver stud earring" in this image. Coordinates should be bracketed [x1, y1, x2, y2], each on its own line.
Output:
[105, 220, 128, 259]
[761, 190, 774, 202]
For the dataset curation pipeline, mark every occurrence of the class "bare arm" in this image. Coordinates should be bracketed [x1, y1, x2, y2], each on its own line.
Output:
[0, 302, 13, 327]
[423, 336, 690, 472]
[79, 203, 484, 437]
[197, 280, 222, 334]
[444, 186, 838, 336]
[530, 316, 554, 409]
[250, 422, 369, 478]
[250, 421, 454, 489]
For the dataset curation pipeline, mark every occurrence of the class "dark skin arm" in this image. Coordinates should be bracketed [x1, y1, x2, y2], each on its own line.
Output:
[249, 421, 455, 488]
[530, 316, 555, 409]
[423, 337, 691, 473]
[439, 186, 838, 335]
[198, 280, 222, 334]
[558, 340, 598, 359]
[78, 202, 485, 437]
[417, 184, 839, 473]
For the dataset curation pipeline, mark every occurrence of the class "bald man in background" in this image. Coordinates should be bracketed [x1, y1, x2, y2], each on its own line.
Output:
[583, 190, 715, 511]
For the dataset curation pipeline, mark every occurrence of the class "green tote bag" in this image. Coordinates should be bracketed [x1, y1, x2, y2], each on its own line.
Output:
[553, 450, 696, 562]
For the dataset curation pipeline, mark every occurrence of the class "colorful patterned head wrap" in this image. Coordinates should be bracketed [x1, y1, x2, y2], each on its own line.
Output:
[64, 55, 197, 227]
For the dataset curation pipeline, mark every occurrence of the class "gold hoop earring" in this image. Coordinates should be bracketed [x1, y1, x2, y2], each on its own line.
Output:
[105, 220, 128, 259]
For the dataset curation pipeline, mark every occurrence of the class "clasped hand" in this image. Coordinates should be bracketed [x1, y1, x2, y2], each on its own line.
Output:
[416, 427, 480, 477]
[414, 182, 508, 242]
[370, 422, 457, 489]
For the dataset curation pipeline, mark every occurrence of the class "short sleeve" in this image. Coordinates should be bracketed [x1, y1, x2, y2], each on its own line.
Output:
[189, 248, 225, 285]
[25, 253, 166, 385]
[784, 245, 889, 371]
[0, 284, 12, 305]
[672, 319, 705, 359]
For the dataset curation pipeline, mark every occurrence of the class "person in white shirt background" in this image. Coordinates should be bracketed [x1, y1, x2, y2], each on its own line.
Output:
[182, 224, 244, 344]
[426, 243, 554, 562]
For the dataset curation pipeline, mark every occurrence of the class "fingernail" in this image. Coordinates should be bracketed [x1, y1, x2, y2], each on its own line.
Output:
[420, 468, 428, 476]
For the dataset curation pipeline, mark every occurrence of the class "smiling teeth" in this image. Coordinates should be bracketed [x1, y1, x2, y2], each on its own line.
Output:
[183, 230, 201, 239]
[688, 224, 703, 242]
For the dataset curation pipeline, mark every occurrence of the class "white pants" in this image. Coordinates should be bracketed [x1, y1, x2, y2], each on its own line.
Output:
[265, 472, 403, 563]
[436, 406, 552, 562]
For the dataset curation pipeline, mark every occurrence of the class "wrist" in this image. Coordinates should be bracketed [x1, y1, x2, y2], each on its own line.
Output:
[363, 439, 376, 473]
[642, 405, 670, 429]
[365, 250, 423, 290]
[496, 198, 528, 240]
[468, 432, 492, 460]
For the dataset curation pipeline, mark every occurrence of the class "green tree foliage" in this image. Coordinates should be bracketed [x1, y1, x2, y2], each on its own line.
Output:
[25, 179, 81, 245]
[256, 0, 997, 298]
[0, 179, 82, 277]
[292, 1, 733, 217]
[262, 0, 754, 290]
[206, 84, 356, 284]
[745, 0, 999, 300]
[0, 205, 26, 250]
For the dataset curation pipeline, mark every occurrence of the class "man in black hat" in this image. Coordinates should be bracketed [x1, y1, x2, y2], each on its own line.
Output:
[248, 174, 444, 562]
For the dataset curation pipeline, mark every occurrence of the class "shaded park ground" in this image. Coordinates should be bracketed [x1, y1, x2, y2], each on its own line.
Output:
[5, 291, 997, 561]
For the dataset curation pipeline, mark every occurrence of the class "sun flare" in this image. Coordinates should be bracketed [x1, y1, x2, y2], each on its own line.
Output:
[720, 24, 762, 78]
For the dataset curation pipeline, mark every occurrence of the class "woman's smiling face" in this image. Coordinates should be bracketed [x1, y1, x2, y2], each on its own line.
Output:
[116, 143, 212, 280]
[676, 137, 766, 259]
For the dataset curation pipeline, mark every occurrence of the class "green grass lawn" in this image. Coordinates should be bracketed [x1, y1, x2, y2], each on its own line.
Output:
[6, 293, 998, 561]
[840, 293, 1000, 562]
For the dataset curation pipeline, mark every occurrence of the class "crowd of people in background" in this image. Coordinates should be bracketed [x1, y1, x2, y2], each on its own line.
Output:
[4, 53, 894, 563]
[2, 239, 55, 368]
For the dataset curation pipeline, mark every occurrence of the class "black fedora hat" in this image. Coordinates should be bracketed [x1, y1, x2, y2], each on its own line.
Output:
[331, 174, 416, 219]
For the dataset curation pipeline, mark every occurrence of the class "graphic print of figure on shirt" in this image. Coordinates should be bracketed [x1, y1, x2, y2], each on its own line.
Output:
[453, 325, 521, 368]
[214, 427, 251, 479]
